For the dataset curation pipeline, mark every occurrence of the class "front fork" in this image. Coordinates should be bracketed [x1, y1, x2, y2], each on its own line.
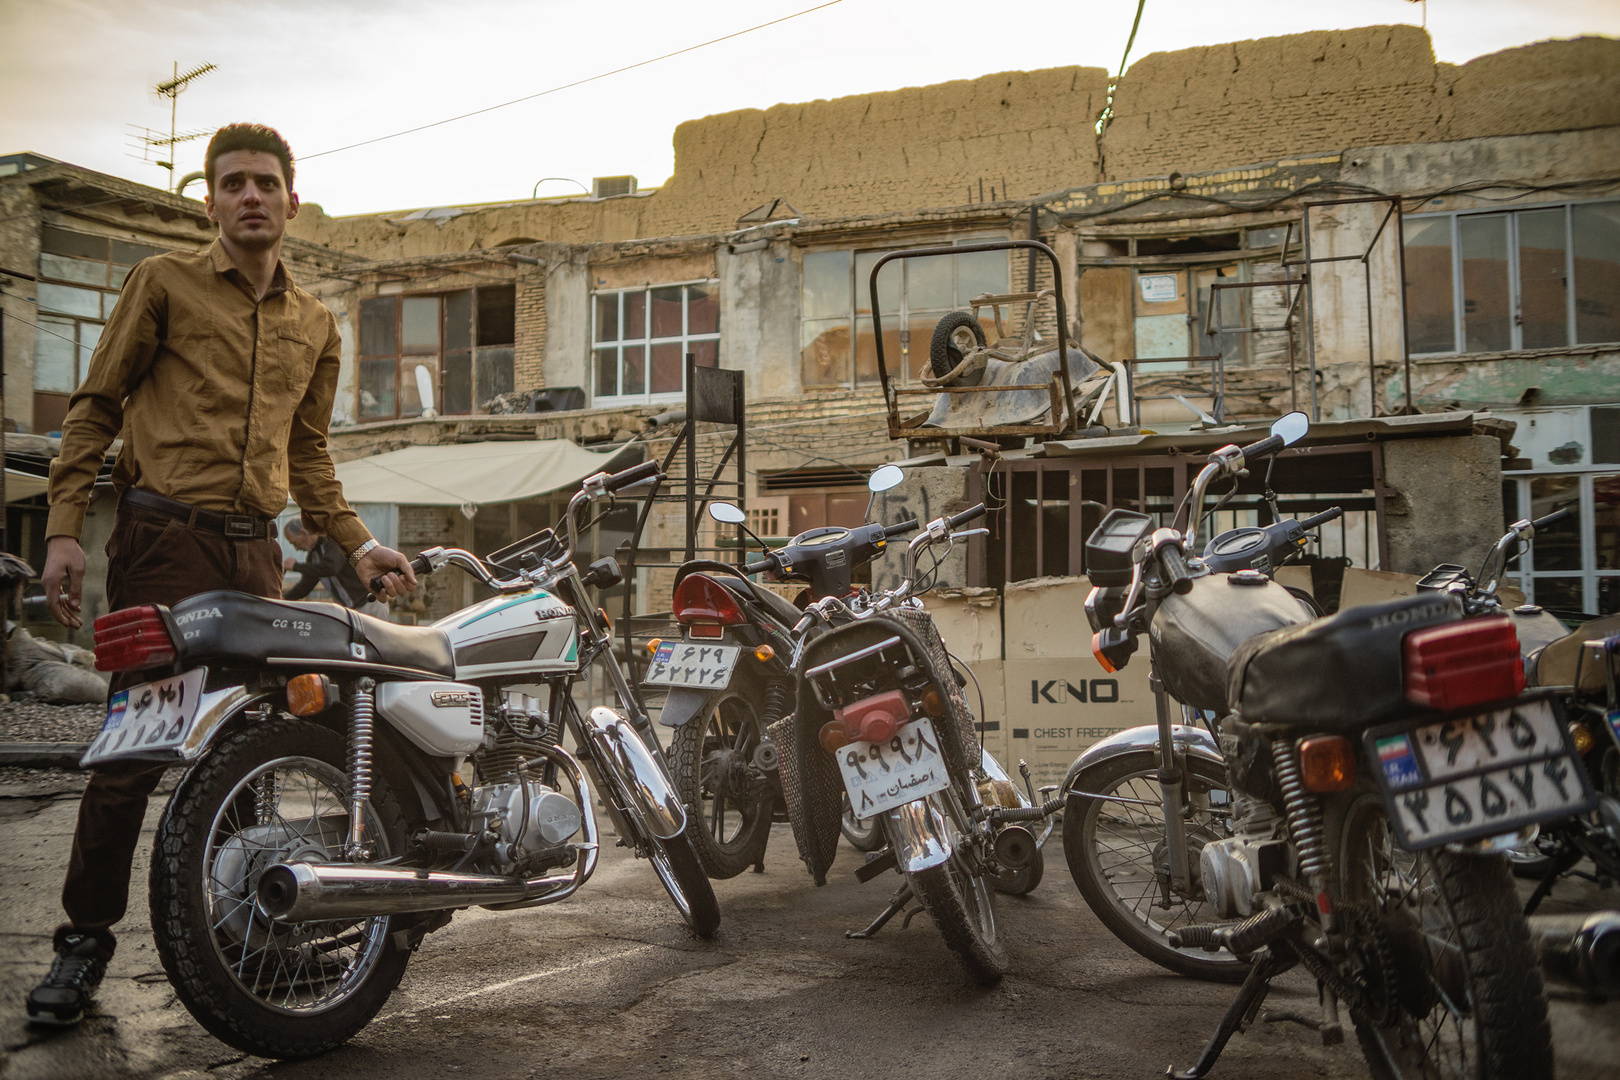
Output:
[1152, 673, 1195, 900]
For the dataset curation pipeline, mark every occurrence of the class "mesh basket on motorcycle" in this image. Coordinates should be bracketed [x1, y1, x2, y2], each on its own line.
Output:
[781, 609, 981, 885]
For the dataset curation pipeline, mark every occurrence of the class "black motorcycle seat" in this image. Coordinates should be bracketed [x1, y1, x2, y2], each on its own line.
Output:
[718, 576, 804, 629]
[1226, 592, 1462, 730]
[169, 590, 455, 677]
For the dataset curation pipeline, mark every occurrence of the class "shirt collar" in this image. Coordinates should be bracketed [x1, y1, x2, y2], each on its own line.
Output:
[207, 238, 293, 298]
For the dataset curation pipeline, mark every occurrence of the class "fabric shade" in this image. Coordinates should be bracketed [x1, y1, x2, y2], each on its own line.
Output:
[4, 469, 50, 502]
[331, 439, 640, 509]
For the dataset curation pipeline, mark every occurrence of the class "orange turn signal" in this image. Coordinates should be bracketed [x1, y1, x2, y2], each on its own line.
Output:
[819, 720, 851, 753]
[646, 638, 664, 655]
[1298, 735, 1356, 793]
[286, 673, 334, 717]
[920, 688, 945, 716]
[597, 607, 612, 632]
[1091, 632, 1118, 674]
[1570, 721, 1596, 756]
[754, 644, 776, 662]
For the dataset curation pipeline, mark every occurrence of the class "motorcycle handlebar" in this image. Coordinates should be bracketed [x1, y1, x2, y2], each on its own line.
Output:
[1533, 507, 1572, 530]
[1240, 433, 1285, 462]
[743, 555, 775, 575]
[370, 552, 435, 596]
[1299, 506, 1344, 531]
[884, 518, 920, 538]
[948, 504, 987, 530]
[1158, 543, 1194, 595]
[604, 460, 661, 492]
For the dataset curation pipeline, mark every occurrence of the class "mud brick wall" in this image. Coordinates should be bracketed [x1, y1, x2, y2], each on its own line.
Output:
[514, 264, 547, 393]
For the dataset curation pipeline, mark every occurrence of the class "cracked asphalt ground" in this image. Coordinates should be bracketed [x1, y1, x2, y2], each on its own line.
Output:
[1, 773, 1616, 1080]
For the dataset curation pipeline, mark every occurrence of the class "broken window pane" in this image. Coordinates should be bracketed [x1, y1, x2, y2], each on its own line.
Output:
[594, 292, 619, 343]
[650, 342, 682, 394]
[801, 250, 850, 320]
[650, 287, 683, 338]
[1402, 216, 1454, 353]
[476, 286, 515, 346]
[1460, 214, 1511, 352]
[402, 296, 439, 353]
[360, 297, 396, 357]
[1574, 202, 1620, 345]
[801, 317, 849, 388]
[687, 284, 718, 336]
[1518, 208, 1568, 349]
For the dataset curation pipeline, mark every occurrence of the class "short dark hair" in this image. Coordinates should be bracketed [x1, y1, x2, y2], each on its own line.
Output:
[205, 123, 295, 193]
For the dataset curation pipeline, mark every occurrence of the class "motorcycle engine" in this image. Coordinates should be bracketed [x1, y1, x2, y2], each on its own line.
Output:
[468, 779, 582, 857]
[1200, 791, 1289, 918]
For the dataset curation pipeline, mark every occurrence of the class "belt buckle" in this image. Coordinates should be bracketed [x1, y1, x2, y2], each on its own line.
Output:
[223, 515, 258, 539]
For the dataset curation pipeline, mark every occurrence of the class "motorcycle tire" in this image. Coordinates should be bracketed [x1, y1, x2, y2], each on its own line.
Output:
[1063, 751, 1250, 983]
[669, 689, 774, 878]
[840, 793, 885, 852]
[150, 717, 413, 1059]
[928, 311, 987, 383]
[644, 828, 722, 939]
[1334, 791, 1553, 1080]
[909, 855, 1008, 986]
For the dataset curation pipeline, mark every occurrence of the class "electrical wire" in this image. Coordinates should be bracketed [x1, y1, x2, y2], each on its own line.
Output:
[302, 0, 846, 162]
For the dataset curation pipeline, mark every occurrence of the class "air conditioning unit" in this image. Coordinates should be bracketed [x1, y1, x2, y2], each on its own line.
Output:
[592, 175, 637, 199]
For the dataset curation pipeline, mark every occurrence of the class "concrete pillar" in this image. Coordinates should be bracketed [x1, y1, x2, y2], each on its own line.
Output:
[1380, 434, 1504, 576]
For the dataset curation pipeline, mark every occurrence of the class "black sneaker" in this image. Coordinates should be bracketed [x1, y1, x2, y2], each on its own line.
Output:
[26, 935, 107, 1026]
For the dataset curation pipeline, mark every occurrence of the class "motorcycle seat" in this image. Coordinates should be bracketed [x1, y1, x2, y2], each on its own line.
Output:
[169, 590, 456, 678]
[717, 576, 805, 629]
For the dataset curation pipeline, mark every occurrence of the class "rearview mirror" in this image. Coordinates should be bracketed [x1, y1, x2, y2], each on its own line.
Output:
[708, 503, 746, 525]
[1271, 411, 1308, 447]
[868, 464, 904, 493]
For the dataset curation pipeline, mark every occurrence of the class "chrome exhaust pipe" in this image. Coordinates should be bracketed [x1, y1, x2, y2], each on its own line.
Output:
[1527, 911, 1620, 995]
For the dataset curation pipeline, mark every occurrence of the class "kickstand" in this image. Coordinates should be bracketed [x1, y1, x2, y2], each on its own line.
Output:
[847, 882, 914, 939]
[1168, 949, 1284, 1079]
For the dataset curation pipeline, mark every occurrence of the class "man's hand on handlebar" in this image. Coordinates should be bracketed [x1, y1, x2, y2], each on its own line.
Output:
[357, 544, 419, 599]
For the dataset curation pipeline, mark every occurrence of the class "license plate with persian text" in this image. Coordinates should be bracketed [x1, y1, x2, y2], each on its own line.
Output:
[81, 669, 208, 767]
[1364, 696, 1594, 851]
[838, 717, 951, 820]
[642, 642, 740, 689]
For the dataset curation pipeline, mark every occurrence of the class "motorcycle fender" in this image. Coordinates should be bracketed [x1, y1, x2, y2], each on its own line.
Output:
[78, 682, 260, 771]
[883, 795, 954, 873]
[585, 706, 686, 839]
[656, 688, 717, 728]
[1061, 722, 1224, 795]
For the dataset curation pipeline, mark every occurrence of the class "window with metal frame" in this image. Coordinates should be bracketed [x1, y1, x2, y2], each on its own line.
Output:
[591, 281, 719, 404]
[1503, 470, 1620, 617]
[358, 286, 515, 421]
[1402, 201, 1620, 355]
[799, 238, 1009, 390]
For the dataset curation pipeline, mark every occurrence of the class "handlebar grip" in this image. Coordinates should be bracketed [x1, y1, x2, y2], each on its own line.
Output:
[1239, 434, 1285, 462]
[369, 553, 434, 594]
[604, 460, 660, 492]
[884, 518, 920, 538]
[1532, 507, 1572, 530]
[1159, 544, 1194, 595]
[1299, 506, 1344, 531]
[743, 556, 774, 575]
[948, 504, 987, 530]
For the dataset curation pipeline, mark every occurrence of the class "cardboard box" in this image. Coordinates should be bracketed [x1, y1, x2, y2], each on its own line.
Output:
[923, 587, 1007, 765]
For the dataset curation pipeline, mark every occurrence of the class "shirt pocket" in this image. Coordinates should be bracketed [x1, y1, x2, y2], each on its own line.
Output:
[278, 331, 318, 395]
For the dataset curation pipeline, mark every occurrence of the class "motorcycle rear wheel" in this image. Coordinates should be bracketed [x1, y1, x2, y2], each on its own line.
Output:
[1063, 751, 1249, 983]
[150, 718, 412, 1059]
[1336, 792, 1553, 1080]
[840, 793, 884, 852]
[910, 854, 1008, 985]
[669, 690, 773, 879]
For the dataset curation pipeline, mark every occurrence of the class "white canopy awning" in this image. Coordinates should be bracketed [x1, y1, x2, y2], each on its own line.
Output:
[5, 470, 50, 502]
[332, 439, 639, 509]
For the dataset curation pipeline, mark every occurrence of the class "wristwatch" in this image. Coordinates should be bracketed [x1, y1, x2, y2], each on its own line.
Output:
[347, 538, 379, 567]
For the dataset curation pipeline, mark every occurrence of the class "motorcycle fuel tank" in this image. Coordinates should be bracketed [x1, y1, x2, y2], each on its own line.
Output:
[1150, 572, 1313, 713]
[436, 588, 579, 681]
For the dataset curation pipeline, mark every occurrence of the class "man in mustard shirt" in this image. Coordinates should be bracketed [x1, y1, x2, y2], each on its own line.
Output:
[27, 123, 417, 1026]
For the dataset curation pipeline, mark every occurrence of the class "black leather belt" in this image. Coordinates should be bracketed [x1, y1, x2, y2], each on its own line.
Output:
[121, 489, 279, 540]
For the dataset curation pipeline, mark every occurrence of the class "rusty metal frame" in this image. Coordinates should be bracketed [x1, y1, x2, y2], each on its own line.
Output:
[869, 240, 1075, 440]
[1117, 355, 1222, 425]
[1202, 257, 1309, 416]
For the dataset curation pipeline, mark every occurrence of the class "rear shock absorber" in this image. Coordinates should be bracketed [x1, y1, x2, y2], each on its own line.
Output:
[346, 677, 376, 860]
[760, 680, 791, 727]
[1271, 736, 1332, 924]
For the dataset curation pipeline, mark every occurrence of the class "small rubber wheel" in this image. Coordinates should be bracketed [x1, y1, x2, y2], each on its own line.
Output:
[929, 311, 987, 382]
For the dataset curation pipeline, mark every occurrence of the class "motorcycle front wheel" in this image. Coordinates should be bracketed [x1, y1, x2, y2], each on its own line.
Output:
[1335, 792, 1553, 1080]
[909, 853, 1008, 985]
[668, 690, 773, 878]
[1063, 751, 1249, 983]
[643, 828, 722, 938]
[150, 717, 412, 1058]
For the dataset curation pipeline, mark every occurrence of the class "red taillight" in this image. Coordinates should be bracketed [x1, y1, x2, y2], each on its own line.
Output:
[93, 605, 177, 672]
[1403, 616, 1524, 711]
[834, 690, 909, 745]
[671, 575, 747, 627]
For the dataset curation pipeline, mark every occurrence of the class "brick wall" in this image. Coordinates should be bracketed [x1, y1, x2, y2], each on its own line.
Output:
[514, 263, 546, 392]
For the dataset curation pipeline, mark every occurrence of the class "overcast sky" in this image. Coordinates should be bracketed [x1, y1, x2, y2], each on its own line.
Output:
[2, 0, 1615, 217]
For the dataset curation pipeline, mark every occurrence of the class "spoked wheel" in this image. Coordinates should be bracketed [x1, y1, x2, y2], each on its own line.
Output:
[150, 719, 413, 1058]
[1335, 792, 1553, 1080]
[840, 792, 884, 852]
[643, 829, 722, 938]
[669, 690, 773, 878]
[910, 850, 1008, 986]
[1063, 752, 1249, 983]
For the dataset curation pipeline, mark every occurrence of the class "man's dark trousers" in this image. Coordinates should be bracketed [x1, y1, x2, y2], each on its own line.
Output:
[57, 500, 282, 959]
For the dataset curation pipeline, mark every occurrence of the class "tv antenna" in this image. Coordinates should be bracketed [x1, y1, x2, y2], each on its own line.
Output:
[131, 61, 217, 189]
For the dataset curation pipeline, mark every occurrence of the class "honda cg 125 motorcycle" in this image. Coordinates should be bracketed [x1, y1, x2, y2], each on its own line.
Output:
[81, 460, 717, 1059]
[778, 504, 1060, 985]
[651, 465, 911, 877]
[1080, 413, 1585, 1078]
